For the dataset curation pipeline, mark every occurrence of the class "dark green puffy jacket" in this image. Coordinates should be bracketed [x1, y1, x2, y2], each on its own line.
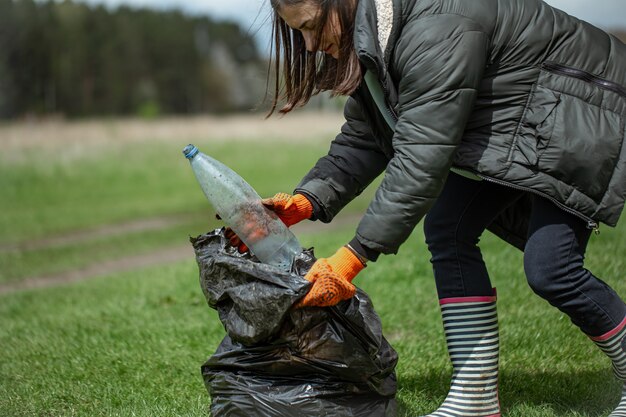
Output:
[295, 0, 626, 254]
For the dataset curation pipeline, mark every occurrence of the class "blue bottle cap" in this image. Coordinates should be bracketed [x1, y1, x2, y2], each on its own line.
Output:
[183, 144, 199, 159]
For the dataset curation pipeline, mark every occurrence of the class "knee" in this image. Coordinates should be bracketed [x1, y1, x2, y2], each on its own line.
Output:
[424, 212, 456, 253]
[424, 212, 484, 266]
[523, 242, 562, 300]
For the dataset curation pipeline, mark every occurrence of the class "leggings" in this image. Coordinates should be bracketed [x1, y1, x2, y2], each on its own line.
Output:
[423, 171, 626, 337]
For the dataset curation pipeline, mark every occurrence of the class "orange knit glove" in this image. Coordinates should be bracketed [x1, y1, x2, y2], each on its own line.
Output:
[224, 227, 249, 253]
[220, 193, 312, 253]
[295, 246, 366, 308]
[261, 193, 313, 227]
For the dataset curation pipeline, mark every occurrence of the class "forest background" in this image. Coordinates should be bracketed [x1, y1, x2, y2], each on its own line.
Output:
[1, 0, 624, 121]
[0, 0, 269, 119]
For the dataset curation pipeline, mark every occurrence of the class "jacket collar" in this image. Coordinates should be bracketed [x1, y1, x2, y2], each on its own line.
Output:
[354, 0, 400, 108]
[354, 0, 398, 69]
[374, 0, 394, 55]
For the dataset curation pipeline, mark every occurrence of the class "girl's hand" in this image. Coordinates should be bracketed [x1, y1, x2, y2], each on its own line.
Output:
[295, 246, 366, 308]
[261, 193, 313, 227]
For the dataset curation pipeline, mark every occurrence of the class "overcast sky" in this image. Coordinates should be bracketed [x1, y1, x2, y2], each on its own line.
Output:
[79, 0, 626, 53]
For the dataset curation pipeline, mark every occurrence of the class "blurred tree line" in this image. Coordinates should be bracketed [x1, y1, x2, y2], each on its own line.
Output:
[0, 0, 622, 120]
[0, 0, 268, 119]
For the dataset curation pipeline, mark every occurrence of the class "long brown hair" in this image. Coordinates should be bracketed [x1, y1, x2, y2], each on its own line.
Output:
[268, 0, 362, 115]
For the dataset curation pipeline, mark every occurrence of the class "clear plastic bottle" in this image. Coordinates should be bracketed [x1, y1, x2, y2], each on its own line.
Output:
[183, 144, 302, 270]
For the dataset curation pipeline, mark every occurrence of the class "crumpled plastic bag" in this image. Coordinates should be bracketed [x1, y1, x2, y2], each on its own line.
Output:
[191, 229, 398, 417]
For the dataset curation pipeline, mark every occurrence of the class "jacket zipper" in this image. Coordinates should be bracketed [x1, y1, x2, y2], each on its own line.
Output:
[361, 55, 399, 124]
[542, 62, 626, 98]
[383, 94, 398, 123]
[464, 168, 600, 234]
[385, 102, 398, 123]
[378, 71, 399, 123]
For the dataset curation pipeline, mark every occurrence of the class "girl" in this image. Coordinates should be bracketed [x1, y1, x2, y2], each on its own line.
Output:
[232, 0, 626, 415]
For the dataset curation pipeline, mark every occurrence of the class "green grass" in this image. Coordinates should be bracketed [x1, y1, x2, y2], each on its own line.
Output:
[0, 262, 213, 417]
[1, 130, 626, 416]
[1, 222, 625, 416]
[0, 213, 202, 284]
[0, 139, 333, 243]
[0, 138, 375, 284]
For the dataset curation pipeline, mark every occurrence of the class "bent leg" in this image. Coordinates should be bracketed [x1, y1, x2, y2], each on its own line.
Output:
[523, 196, 626, 336]
[523, 196, 626, 415]
[421, 173, 521, 417]
[424, 172, 522, 298]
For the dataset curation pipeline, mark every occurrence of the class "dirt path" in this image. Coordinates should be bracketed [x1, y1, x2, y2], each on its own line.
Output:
[0, 245, 195, 294]
[0, 215, 189, 253]
[0, 113, 358, 294]
[0, 212, 361, 295]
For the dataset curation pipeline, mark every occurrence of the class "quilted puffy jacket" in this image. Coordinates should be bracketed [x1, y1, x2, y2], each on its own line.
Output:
[295, 0, 626, 254]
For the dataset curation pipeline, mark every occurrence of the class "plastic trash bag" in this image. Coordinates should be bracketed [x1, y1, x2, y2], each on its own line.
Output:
[191, 229, 398, 417]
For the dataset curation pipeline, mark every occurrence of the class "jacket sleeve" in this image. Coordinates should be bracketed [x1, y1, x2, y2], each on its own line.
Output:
[356, 15, 489, 254]
[294, 96, 390, 223]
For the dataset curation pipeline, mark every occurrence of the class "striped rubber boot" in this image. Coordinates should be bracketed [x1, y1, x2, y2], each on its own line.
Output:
[424, 295, 500, 417]
[591, 317, 626, 416]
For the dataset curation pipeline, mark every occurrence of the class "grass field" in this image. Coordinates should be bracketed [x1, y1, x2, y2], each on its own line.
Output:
[1, 116, 625, 416]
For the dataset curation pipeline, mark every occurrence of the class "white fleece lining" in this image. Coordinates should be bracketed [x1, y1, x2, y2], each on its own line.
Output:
[374, 0, 394, 55]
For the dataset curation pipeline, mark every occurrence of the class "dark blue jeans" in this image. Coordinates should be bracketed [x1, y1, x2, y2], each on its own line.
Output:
[424, 171, 626, 337]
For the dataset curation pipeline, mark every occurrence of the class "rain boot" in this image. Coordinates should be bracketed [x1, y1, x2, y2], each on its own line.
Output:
[424, 294, 500, 417]
[591, 318, 626, 417]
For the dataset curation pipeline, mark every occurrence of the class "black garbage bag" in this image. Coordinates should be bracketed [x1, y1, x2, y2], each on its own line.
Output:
[191, 229, 398, 417]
